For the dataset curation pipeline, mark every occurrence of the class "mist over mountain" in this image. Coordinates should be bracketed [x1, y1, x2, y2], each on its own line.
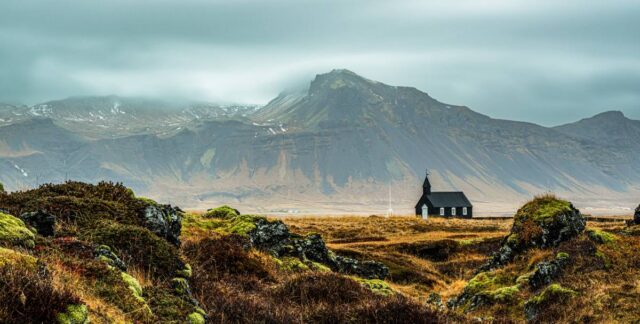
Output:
[1, 70, 638, 214]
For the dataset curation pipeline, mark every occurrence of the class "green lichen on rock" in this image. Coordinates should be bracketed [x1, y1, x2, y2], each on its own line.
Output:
[587, 229, 617, 244]
[136, 196, 159, 206]
[355, 278, 394, 296]
[186, 311, 206, 324]
[226, 214, 265, 235]
[310, 261, 332, 272]
[556, 252, 569, 259]
[172, 277, 190, 296]
[204, 205, 239, 219]
[0, 212, 36, 248]
[55, 304, 89, 324]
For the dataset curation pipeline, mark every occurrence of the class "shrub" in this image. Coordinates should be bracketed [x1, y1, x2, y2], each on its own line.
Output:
[82, 221, 183, 279]
[0, 262, 80, 323]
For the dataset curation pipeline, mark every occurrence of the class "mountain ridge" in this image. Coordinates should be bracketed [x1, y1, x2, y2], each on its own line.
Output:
[0, 70, 638, 214]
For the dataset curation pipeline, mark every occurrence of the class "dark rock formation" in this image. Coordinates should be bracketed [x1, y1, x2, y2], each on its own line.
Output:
[142, 204, 182, 246]
[635, 205, 640, 225]
[480, 196, 584, 271]
[528, 253, 569, 289]
[20, 210, 56, 237]
[94, 245, 127, 271]
[247, 217, 389, 279]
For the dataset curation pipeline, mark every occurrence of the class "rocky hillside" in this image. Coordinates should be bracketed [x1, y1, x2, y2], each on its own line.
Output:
[1, 70, 639, 213]
[447, 195, 640, 322]
[0, 181, 458, 323]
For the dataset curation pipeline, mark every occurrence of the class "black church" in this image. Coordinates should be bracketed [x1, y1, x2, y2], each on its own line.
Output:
[415, 172, 473, 218]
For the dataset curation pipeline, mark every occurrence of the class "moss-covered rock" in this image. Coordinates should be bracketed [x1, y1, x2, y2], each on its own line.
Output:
[204, 205, 240, 219]
[450, 270, 520, 310]
[55, 304, 89, 324]
[481, 195, 584, 271]
[0, 212, 36, 248]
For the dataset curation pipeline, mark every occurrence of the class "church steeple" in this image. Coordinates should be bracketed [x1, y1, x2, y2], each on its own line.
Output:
[423, 170, 431, 195]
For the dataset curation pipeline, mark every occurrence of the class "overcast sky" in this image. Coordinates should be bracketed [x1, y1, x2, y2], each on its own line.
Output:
[1, 0, 638, 125]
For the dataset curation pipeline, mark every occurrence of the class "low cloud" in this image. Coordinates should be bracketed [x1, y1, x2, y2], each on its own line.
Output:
[0, 0, 638, 125]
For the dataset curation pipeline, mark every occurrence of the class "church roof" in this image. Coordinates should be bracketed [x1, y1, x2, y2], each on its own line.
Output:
[423, 192, 472, 207]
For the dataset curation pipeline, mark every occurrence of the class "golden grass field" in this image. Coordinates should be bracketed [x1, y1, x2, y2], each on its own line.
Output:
[280, 214, 633, 305]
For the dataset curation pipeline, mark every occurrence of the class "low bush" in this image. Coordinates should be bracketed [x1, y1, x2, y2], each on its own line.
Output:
[82, 221, 183, 279]
[0, 262, 80, 323]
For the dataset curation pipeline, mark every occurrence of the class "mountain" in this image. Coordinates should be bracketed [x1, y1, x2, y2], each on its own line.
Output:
[0, 96, 260, 139]
[0, 70, 638, 214]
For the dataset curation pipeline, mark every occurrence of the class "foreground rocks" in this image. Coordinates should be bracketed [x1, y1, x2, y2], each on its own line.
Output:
[211, 208, 390, 280]
[20, 210, 56, 237]
[142, 203, 183, 246]
[480, 195, 585, 271]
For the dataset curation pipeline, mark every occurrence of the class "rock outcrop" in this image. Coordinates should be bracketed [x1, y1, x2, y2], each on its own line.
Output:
[480, 195, 585, 271]
[213, 209, 390, 280]
[142, 203, 183, 246]
[20, 210, 56, 237]
[635, 204, 640, 225]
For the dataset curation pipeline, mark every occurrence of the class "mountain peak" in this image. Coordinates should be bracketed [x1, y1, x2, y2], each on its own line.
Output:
[591, 110, 626, 120]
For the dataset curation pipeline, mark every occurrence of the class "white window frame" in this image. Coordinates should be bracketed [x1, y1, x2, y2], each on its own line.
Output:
[463, 207, 468, 216]
[439, 207, 445, 216]
[451, 207, 456, 216]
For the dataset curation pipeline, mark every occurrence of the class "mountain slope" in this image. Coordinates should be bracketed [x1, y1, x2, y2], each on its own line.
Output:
[0, 70, 638, 214]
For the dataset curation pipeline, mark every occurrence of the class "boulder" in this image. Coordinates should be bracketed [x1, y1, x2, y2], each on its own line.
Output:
[635, 205, 640, 225]
[143, 204, 182, 246]
[20, 210, 56, 237]
[480, 195, 584, 271]
[248, 218, 292, 255]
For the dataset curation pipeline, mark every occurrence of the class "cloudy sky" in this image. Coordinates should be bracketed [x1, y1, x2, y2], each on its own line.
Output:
[0, 0, 638, 125]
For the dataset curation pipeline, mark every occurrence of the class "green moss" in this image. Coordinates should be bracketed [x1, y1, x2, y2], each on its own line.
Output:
[355, 278, 394, 296]
[187, 312, 206, 324]
[526, 284, 576, 307]
[204, 205, 239, 219]
[556, 252, 569, 260]
[488, 285, 520, 302]
[137, 196, 159, 206]
[172, 277, 190, 296]
[274, 257, 310, 272]
[176, 264, 192, 278]
[514, 195, 572, 224]
[310, 261, 332, 273]
[0, 212, 36, 248]
[515, 271, 535, 285]
[146, 285, 199, 322]
[121, 272, 145, 303]
[55, 304, 88, 324]
[222, 214, 266, 236]
[587, 229, 617, 244]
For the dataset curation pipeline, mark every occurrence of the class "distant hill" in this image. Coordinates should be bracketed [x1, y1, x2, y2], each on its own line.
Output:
[0, 70, 638, 214]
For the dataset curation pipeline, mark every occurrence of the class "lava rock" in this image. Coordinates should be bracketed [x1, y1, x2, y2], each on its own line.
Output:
[480, 196, 584, 271]
[248, 218, 292, 255]
[94, 245, 127, 271]
[635, 205, 640, 225]
[143, 204, 182, 246]
[20, 210, 56, 237]
[528, 253, 569, 289]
